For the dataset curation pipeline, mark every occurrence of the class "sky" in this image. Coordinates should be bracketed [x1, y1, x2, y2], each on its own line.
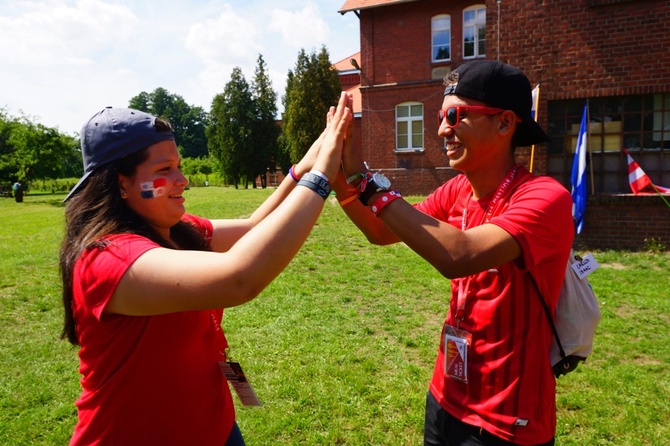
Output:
[0, 0, 360, 136]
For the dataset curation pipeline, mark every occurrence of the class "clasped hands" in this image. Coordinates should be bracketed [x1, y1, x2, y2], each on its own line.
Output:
[293, 91, 367, 199]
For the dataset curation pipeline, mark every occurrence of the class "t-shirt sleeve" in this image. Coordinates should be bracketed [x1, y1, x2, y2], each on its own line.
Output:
[182, 213, 213, 246]
[74, 235, 159, 320]
[414, 175, 468, 225]
[490, 176, 574, 271]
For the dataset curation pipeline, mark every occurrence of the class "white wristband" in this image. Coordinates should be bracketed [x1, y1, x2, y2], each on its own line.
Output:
[309, 170, 329, 183]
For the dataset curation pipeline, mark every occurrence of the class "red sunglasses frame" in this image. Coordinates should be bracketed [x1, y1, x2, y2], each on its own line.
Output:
[437, 106, 508, 128]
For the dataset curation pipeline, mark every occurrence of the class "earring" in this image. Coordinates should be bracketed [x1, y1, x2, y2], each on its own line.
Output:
[121, 191, 128, 198]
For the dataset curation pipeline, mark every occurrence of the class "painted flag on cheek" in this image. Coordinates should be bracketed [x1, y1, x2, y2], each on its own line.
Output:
[140, 178, 167, 199]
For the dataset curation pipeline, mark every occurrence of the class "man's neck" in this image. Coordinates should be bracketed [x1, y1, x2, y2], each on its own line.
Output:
[467, 159, 517, 200]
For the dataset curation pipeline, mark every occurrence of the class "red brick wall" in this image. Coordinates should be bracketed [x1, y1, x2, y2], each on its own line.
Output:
[493, 0, 670, 180]
[352, 0, 670, 250]
[358, 0, 670, 179]
[577, 195, 670, 251]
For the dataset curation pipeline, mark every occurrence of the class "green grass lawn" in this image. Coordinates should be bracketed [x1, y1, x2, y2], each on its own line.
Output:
[0, 189, 668, 445]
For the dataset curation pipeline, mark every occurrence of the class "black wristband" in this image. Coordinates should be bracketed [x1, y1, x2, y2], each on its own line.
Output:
[298, 172, 332, 200]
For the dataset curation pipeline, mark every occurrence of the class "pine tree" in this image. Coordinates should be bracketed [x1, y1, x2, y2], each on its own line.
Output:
[251, 54, 280, 188]
[282, 46, 342, 165]
[207, 67, 255, 188]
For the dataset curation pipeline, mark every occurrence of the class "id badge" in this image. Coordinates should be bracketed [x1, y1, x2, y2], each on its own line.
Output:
[219, 361, 262, 407]
[444, 325, 472, 383]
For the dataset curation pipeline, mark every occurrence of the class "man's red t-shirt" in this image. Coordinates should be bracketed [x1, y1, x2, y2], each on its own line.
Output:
[70, 215, 235, 445]
[415, 167, 574, 445]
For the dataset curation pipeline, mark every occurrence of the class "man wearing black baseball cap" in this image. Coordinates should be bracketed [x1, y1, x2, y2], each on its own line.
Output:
[336, 60, 573, 445]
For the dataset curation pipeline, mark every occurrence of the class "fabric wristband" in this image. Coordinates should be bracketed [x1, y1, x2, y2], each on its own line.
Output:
[310, 169, 330, 183]
[370, 190, 402, 217]
[346, 172, 366, 185]
[338, 192, 360, 207]
[298, 172, 332, 200]
[289, 165, 300, 182]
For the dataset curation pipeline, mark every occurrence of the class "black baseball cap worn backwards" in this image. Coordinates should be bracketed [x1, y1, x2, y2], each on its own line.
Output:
[444, 60, 548, 147]
[64, 107, 175, 202]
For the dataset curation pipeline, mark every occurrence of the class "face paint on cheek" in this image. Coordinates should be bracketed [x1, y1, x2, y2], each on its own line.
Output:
[140, 178, 167, 199]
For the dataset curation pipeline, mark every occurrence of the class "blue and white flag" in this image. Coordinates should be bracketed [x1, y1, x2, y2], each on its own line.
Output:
[571, 103, 588, 234]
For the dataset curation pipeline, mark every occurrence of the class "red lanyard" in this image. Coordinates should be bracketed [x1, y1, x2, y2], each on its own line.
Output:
[461, 165, 520, 230]
[456, 165, 520, 326]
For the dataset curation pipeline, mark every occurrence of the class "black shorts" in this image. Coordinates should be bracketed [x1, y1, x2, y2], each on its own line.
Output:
[423, 391, 554, 446]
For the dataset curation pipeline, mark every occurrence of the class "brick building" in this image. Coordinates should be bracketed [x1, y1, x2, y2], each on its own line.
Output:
[338, 0, 670, 250]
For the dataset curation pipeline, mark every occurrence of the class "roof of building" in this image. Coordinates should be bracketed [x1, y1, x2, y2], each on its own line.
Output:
[339, 0, 419, 14]
[332, 52, 361, 72]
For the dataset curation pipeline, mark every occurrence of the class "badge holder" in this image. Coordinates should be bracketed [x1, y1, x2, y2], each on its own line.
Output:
[444, 324, 472, 383]
[219, 352, 262, 407]
[444, 275, 473, 383]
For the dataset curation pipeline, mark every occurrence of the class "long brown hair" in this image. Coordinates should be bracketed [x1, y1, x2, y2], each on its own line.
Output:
[60, 131, 209, 345]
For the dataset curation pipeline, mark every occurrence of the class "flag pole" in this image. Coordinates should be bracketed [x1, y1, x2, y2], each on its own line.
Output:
[529, 84, 540, 172]
[586, 99, 594, 195]
[650, 183, 670, 209]
[530, 146, 535, 172]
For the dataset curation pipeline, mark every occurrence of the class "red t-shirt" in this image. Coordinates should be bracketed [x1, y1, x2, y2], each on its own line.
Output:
[70, 215, 235, 445]
[415, 167, 574, 445]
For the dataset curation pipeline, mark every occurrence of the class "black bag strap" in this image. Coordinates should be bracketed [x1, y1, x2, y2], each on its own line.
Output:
[528, 271, 566, 361]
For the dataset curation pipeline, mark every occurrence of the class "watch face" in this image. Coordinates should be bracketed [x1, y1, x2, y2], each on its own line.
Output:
[372, 173, 391, 189]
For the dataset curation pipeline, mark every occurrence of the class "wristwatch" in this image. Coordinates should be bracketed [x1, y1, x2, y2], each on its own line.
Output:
[359, 172, 391, 205]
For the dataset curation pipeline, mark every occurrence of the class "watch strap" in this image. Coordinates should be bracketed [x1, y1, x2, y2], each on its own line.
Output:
[359, 172, 389, 205]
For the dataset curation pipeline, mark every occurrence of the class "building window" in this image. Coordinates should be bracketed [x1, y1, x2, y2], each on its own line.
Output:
[546, 94, 670, 194]
[463, 6, 486, 59]
[432, 15, 451, 62]
[396, 102, 424, 152]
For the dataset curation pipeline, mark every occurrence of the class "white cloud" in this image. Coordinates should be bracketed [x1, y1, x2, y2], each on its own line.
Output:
[0, 0, 139, 66]
[186, 5, 262, 67]
[0, 0, 360, 135]
[184, 4, 263, 104]
[269, 3, 330, 49]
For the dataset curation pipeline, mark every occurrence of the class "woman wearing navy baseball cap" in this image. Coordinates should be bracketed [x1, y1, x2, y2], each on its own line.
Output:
[60, 93, 352, 445]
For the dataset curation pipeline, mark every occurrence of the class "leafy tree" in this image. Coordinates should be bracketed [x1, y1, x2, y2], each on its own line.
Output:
[148, 87, 173, 117]
[208, 67, 255, 189]
[0, 110, 80, 185]
[199, 162, 213, 182]
[128, 89, 209, 158]
[0, 110, 18, 184]
[282, 46, 341, 165]
[128, 91, 151, 111]
[251, 54, 281, 188]
[180, 156, 216, 185]
[178, 106, 209, 158]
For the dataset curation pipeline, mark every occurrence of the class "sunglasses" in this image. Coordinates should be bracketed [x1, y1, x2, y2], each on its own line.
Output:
[437, 106, 507, 128]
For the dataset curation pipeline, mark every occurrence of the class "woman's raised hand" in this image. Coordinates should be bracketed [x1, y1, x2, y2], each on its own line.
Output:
[312, 92, 352, 181]
[294, 106, 336, 178]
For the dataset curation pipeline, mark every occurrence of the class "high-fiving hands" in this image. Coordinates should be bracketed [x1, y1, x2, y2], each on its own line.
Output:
[307, 91, 353, 182]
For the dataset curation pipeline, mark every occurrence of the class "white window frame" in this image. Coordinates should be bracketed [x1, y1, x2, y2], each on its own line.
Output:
[395, 102, 424, 152]
[653, 93, 670, 142]
[463, 5, 486, 59]
[432, 14, 451, 62]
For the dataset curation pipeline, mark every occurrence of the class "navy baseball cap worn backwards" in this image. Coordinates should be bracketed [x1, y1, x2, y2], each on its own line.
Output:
[64, 107, 174, 201]
[444, 60, 548, 147]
